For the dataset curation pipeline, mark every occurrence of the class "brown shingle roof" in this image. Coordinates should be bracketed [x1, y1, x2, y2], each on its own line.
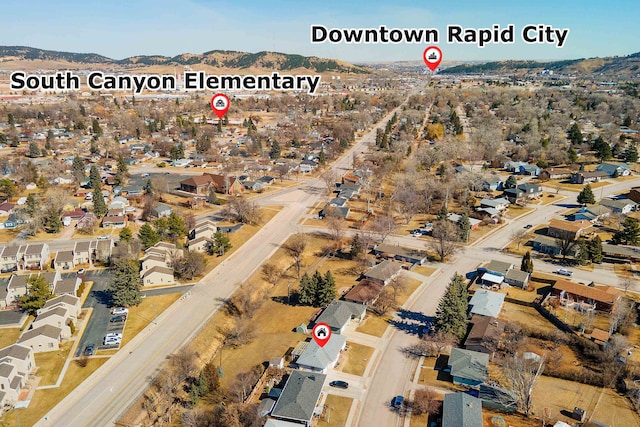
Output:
[548, 219, 592, 233]
[553, 279, 621, 304]
[343, 280, 383, 304]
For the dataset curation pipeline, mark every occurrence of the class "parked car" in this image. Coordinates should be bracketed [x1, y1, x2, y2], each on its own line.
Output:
[77, 268, 85, 276]
[111, 307, 129, 315]
[110, 315, 127, 323]
[97, 234, 109, 240]
[524, 224, 533, 229]
[554, 268, 573, 276]
[141, 173, 150, 178]
[391, 395, 404, 409]
[105, 333, 123, 340]
[103, 337, 121, 345]
[83, 344, 95, 356]
[329, 381, 349, 389]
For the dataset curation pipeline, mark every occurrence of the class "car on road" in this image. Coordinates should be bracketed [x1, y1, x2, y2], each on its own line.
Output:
[141, 173, 150, 178]
[97, 234, 109, 240]
[329, 380, 349, 389]
[391, 395, 404, 409]
[110, 315, 127, 323]
[111, 307, 129, 315]
[83, 344, 95, 356]
[410, 230, 421, 237]
[554, 268, 573, 276]
[77, 268, 85, 276]
[524, 224, 533, 229]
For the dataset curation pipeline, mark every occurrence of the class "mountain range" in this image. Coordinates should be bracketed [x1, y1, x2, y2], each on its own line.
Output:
[0, 46, 370, 74]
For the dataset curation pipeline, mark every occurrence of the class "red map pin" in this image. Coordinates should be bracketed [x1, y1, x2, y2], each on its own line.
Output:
[312, 322, 332, 348]
[210, 93, 230, 118]
[423, 46, 442, 71]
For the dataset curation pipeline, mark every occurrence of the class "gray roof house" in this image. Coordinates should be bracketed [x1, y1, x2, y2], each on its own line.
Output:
[595, 163, 631, 177]
[315, 300, 366, 334]
[373, 243, 428, 265]
[271, 370, 326, 426]
[504, 269, 530, 289]
[599, 198, 637, 214]
[448, 348, 489, 389]
[480, 197, 510, 211]
[296, 334, 347, 373]
[17, 324, 63, 353]
[443, 392, 483, 427]
[152, 203, 173, 218]
[362, 260, 403, 286]
[468, 290, 506, 318]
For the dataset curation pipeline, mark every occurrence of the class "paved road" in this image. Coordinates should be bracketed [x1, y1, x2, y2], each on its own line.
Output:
[356, 176, 640, 427]
[36, 98, 408, 427]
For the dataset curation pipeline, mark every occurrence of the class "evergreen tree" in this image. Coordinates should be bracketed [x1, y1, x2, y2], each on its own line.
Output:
[138, 223, 160, 249]
[18, 275, 53, 315]
[109, 259, 142, 307]
[577, 184, 595, 205]
[567, 122, 582, 145]
[612, 217, 640, 245]
[44, 208, 63, 233]
[298, 273, 315, 306]
[449, 110, 463, 135]
[520, 251, 534, 273]
[166, 212, 187, 240]
[505, 175, 517, 189]
[317, 271, 337, 307]
[92, 188, 107, 218]
[568, 147, 578, 163]
[269, 140, 281, 160]
[207, 187, 219, 205]
[119, 227, 133, 242]
[72, 156, 85, 182]
[350, 233, 363, 260]
[575, 239, 589, 265]
[114, 154, 128, 186]
[143, 179, 153, 196]
[318, 149, 326, 165]
[435, 273, 468, 341]
[207, 231, 232, 256]
[624, 143, 639, 163]
[593, 136, 612, 161]
[588, 236, 604, 263]
[169, 142, 185, 160]
[91, 118, 102, 136]
[25, 193, 39, 217]
[458, 212, 471, 243]
[28, 142, 40, 158]
[89, 165, 101, 190]
[436, 204, 448, 221]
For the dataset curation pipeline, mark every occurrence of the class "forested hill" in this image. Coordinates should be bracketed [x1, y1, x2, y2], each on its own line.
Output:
[0, 46, 370, 73]
[440, 52, 640, 75]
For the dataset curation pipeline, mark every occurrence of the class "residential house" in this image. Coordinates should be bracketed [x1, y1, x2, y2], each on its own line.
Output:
[257, 176, 275, 186]
[22, 243, 50, 270]
[217, 224, 244, 234]
[343, 280, 384, 306]
[519, 164, 540, 176]
[342, 172, 360, 185]
[538, 168, 572, 181]
[503, 188, 525, 204]
[91, 238, 114, 263]
[0, 344, 35, 377]
[17, 324, 62, 353]
[140, 266, 175, 286]
[479, 198, 510, 211]
[243, 181, 264, 192]
[567, 205, 611, 223]
[482, 177, 503, 192]
[151, 203, 173, 218]
[442, 392, 483, 427]
[0, 362, 26, 408]
[590, 328, 611, 349]
[73, 241, 92, 265]
[548, 219, 593, 240]
[477, 260, 513, 287]
[464, 315, 504, 357]
[101, 215, 127, 229]
[1, 214, 27, 230]
[504, 269, 530, 289]
[108, 196, 130, 210]
[179, 174, 244, 195]
[532, 235, 576, 257]
[319, 205, 350, 219]
[601, 243, 640, 263]
[628, 186, 640, 204]
[599, 198, 637, 214]
[595, 163, 631, 177]
[295, 334, 347, 373]
[552, 280, 621, 312]
[468, 290, 505, 318]
[38, 294, 81, 320]
[270, 370, 326, 426]
[447, 213, 481, 231]
[53, 277, 80, 296]
[328, 197, 348, 208]
[0, 246, 21, 272]
[362, 260, 403, 286]
[0, 202, 15, 215]
[53, 250, 75, 271]
[314, 300, 366, 334]
[504, 161, 529, 173]
[372, 243, 428, 265]
[570, 171, 609, 184]
[31, 307, 72, 339]
[516, 183, 543, 199]
[447, 348, 489, 389]
[299, 160, 318, 173]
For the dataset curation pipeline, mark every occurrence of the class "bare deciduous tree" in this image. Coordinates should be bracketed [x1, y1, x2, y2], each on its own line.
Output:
[511, 229, 528, 250]
[609, 297, 634, 335]
[429, 220, 459, 261]
[284, 233, 307, 278]
[388, 274, 407, 304]
[408, 388, 442, 416]
[501, 353, 545, 417]
[325, 212, 346, 242]
[320, 170, 340, 195]
[367, 214, 396, 243]
[261, 263, 283, 286]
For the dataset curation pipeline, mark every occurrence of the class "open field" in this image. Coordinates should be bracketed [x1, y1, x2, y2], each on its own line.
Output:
[342, 342, 374, 376]
[317, 394, 353, 427]
[0, 357, 108, 427]
[118, 293, 182, 348]
[34, 341, 73, 386]
[498, 302, 557, 333]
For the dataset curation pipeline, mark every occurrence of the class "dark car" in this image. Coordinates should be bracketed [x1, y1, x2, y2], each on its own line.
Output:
[524, 224, 533, 229]
[329, 380, 349, 389]
[83, 344, 95, 356]
[391, 395, 404, 409]
[110, 315, 127, 323]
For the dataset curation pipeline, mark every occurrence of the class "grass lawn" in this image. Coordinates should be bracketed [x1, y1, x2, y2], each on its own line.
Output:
[0, 357, 108, 427]
[416, 357, 464, 392]
[396, 277, 423, 306]
[498, 302, 557, 333]
[467, 224, 501, 245]
[356, 314, 391, 337]
[412, 266, 437, 277]
[502, 206, 535, 219]
[614, 263, 639, 278]
[317, 394, 353, 427]
[118, 293, 182, 348]
[409, 413, 429, 427]
[532, 376, 640, 426]
[0, 328, 21, 349]
[34, 341, 73, 386]
[0, 228, 19, 243]
[341, 342, 374, 376]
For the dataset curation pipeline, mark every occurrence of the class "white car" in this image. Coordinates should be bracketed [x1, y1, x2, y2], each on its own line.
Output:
[103, 337, 121, 345]
[554, 268, 573, 276]
[97, 235, 109, 240]
[111, 307, 129, 315]
[105, 333, 123, 340]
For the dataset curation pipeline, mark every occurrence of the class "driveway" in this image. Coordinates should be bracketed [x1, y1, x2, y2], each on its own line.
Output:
[76, 271, 193, 356]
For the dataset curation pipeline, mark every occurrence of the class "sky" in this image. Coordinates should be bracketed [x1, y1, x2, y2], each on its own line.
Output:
[1, 0, 639, 63]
